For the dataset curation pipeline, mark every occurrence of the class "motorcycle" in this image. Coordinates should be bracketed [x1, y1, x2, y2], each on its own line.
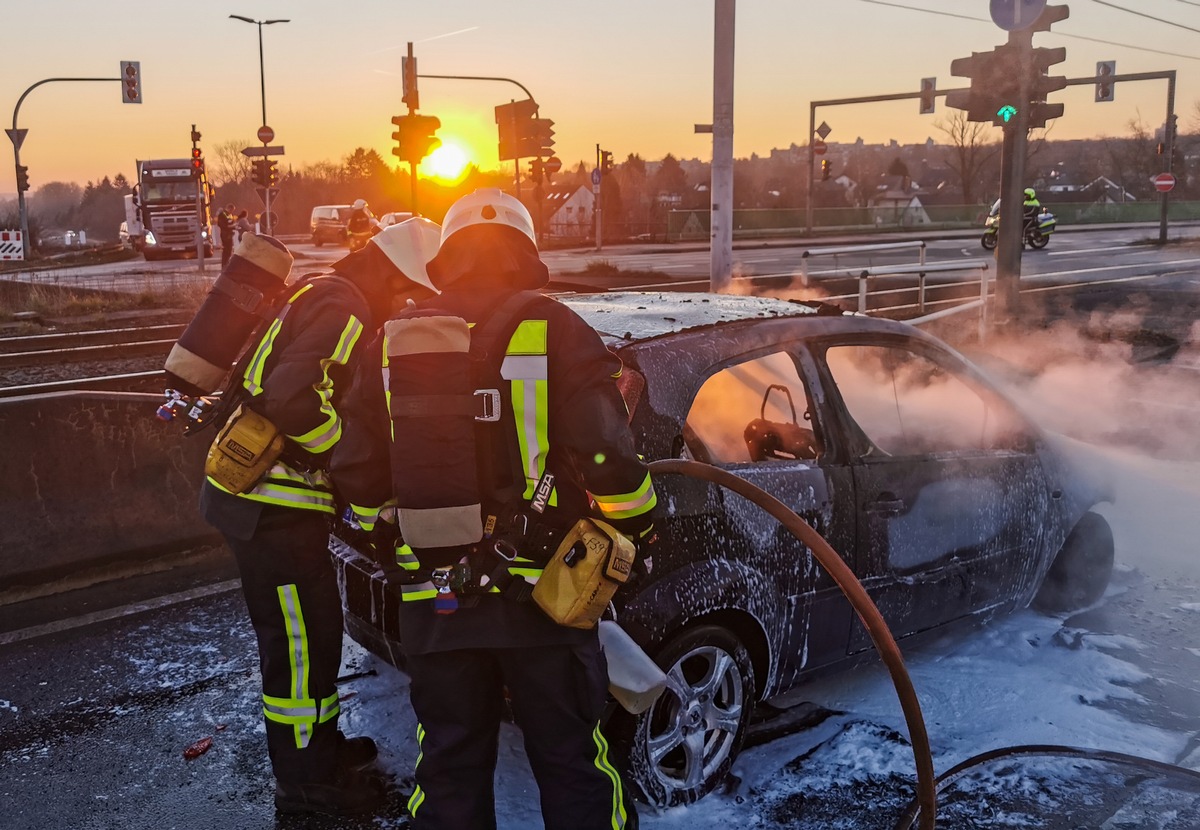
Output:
[980, 205, 1057, 251]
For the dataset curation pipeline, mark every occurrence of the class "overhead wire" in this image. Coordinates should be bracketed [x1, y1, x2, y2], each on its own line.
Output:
[1090, 0, 1200, 34]
[853, 0, 1200, 62]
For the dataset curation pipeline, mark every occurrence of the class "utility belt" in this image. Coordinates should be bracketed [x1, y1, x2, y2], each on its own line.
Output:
[409, 511, 635, 630]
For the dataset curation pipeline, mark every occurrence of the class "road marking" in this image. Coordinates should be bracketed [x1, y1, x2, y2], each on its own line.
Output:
[1024, 257, 1200, 280]
[1048, 245, 1138, 257]
[0, 579, 242, 647]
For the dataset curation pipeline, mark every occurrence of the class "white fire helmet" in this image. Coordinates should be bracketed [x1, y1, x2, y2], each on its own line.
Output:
[439, 188, 536, 250]
[368, 217, 442, 293]
[352, 198, 367, 210]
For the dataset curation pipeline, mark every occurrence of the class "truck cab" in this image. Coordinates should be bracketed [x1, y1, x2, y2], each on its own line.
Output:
[133, 159, 213, 261]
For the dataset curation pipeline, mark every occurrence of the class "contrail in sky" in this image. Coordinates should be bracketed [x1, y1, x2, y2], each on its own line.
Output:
[366, 27, 480, 55]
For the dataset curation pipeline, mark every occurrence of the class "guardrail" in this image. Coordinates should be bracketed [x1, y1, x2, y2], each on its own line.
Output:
[861, 260, 992, 341]
[799, 240, 927, 287]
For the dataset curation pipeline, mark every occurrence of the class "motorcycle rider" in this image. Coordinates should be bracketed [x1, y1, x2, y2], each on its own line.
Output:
[347, 199, 378, 235]
[1022, 187, 1042, 233]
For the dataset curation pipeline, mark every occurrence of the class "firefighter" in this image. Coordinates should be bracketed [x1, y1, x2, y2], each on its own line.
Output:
[331, 188, 658, 830]
[198, 221, 442, 817]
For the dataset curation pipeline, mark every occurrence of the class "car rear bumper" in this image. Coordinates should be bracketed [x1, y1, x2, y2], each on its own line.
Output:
[330, 534, 407, 668]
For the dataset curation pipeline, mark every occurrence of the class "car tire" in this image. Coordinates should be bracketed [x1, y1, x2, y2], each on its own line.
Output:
[312, 236, 323, 247]
[1033, 511, 1115, 613]
[981, 233, 998, 251]
[608, 624, 756, 808]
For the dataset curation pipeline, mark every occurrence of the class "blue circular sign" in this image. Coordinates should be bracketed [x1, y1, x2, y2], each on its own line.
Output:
[592, 169, 602, 186]
[990, 0, 1047, 31]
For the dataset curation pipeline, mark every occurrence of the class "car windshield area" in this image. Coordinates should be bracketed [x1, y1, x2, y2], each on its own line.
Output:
[685, 350, 823, 465]
[825, 344, 1028, 456]
[141, 181, 199, 203]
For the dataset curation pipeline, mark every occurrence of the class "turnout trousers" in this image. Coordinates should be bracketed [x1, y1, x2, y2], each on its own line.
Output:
[405, 639, 636, 830]
[222, 502, 344, 786]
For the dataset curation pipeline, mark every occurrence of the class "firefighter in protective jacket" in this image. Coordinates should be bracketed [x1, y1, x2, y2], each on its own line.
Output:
[331, 189, 658, 830]
[198, 222, 441, 817]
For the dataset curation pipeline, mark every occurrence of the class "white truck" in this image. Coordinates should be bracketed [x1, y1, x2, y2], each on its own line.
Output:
[130, 158, 213, 261]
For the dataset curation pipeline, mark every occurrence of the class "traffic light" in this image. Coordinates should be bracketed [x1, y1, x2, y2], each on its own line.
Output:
[15, 165, 29, 193]
[821, 159, 831, 181]
[251, 159, 268, 187]
[190, 128, 201, 144]
[120, 60, 141, 104]
[919, 78, 936, 115]
[946, 44, 1028, 127]
[946, 49, 1005, 124]
[391, 113, 441, 165]
[1095, 61, 1115, 103]
[190, 147, 204, 178]
[1028, 46, 1068, 129]
[402, 54, 419, 112]
[265, 159, 278, 187]
[600, 150, 614, 176]
[495, 98, 539, 161]
[528, 158, 544, 185]
[528, 118, 555, 159]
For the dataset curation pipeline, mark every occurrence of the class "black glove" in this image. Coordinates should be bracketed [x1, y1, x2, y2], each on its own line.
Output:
[628, 524, 660, 586]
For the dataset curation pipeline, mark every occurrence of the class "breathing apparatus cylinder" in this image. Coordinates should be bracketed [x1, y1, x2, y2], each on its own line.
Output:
[384, 311, 484, 555]
[163, 234, 294, 397]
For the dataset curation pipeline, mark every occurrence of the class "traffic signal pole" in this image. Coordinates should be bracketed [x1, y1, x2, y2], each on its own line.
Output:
[709, 0, 735, 293]
[7, 76, 125, 259]
[994, 31, 1032, 321]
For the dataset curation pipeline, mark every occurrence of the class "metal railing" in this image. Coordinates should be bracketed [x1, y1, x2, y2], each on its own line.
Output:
[800, 240, 926, 287]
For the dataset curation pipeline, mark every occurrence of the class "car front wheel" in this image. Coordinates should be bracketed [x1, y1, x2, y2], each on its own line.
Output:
[1034, 511, 1115, 612]
[613, 625, 756, 808]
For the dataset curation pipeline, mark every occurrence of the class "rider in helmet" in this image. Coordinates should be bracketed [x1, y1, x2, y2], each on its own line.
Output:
[346, 199, 377, 236]
[1022, 188, 1041, 232]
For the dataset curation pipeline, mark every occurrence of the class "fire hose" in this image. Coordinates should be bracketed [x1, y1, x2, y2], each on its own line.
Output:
[647, 459, 937, 830]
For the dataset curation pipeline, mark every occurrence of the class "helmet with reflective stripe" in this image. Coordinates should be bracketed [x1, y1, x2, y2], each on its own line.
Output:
[439, 188, 536, 250]
[368, 217, 442, 292]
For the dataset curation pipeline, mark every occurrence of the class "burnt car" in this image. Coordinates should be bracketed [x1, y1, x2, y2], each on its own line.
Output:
[329, 291, 1114, 807]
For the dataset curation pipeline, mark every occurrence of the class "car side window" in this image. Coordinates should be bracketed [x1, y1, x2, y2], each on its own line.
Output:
[824, 344, 1028, 456]
[685, 351, 822, 465]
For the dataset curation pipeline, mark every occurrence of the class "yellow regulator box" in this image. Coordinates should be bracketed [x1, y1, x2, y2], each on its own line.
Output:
[205, 404, 285, 494]
[532, 518, 636, 630]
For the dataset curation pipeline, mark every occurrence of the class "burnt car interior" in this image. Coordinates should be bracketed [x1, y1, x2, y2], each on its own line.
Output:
[684, 350, 823, 465]
[822, 342, 1034, 457]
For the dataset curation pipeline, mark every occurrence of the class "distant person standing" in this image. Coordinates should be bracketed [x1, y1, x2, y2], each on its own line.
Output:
[235, 210, 253, 245]
[217, 204, 236, 267]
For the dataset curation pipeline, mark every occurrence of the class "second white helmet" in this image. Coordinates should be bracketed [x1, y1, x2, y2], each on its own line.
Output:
[439, 188, 536, 250]
[368, 216, 442, 292]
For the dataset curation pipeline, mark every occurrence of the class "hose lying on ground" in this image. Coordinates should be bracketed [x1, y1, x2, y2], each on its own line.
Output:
[647, 458, 937, 830]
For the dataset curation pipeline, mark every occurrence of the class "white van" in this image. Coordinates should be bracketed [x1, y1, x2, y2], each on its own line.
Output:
[309, 204, 353, 246]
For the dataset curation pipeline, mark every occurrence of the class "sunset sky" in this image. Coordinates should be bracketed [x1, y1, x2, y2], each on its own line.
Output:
[3, 0, 1199, 194]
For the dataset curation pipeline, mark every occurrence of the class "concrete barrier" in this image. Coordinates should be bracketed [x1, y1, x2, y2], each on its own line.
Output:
[0, 392, 220, 590]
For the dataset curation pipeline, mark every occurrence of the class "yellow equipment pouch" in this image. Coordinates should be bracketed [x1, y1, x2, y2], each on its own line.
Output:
[204, 404, 285, 494]
[532, 518, 636, 630]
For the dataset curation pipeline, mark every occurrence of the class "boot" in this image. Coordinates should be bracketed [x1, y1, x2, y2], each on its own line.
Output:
[337, 731, 379, 769]
[274, 767, 386, 817]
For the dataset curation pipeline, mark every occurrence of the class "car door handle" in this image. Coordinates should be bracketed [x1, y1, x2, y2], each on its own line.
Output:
[868, 494, 905, 515]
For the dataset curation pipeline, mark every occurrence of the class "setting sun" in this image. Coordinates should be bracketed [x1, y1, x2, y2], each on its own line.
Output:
[423, 143, 471, 183]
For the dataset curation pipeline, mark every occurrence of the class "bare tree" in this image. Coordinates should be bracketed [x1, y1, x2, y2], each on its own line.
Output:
[936, 110, 1000, 205]
[210, 139, 254, 187]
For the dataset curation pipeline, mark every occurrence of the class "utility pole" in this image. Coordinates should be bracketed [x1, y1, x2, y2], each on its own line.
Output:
[994, 30, 1032, 321]
[710, 0, 736, 292]
[594, 144, 603, 251]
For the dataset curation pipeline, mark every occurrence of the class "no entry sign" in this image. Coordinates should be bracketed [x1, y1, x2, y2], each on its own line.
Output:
[813, 139, 827, 156]
[1153, 172, 1177, 193]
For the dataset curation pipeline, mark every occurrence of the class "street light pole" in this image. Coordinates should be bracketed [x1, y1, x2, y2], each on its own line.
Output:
[230, 15, 288, 233]
[229, 15, 288, 127]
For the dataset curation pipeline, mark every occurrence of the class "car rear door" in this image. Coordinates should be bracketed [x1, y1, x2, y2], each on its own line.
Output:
[816, 337, 1053, 652]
